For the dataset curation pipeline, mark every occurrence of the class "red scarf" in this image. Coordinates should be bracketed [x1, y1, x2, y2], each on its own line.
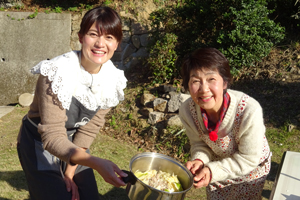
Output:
[200, 92, 230, 141]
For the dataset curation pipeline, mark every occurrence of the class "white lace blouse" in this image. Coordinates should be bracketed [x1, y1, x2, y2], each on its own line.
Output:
[30, 51, 127, 111]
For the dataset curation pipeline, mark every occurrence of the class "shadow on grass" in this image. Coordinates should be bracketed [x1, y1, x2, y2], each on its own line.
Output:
[231, 79, 300, 128]
[99, 187, 130, 200]
[0, 170, 29, 200]
[0, 170, 28, 192]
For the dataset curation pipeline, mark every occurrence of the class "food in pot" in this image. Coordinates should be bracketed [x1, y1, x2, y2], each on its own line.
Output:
[134, 169, 183, 192]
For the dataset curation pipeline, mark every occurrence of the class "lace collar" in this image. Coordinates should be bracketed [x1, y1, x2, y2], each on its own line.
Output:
[30, 51, 127, 111]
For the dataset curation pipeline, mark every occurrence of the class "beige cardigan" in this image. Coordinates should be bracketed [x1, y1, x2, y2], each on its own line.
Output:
[179, 89, 269, 183]
[18, 75, 110, 164]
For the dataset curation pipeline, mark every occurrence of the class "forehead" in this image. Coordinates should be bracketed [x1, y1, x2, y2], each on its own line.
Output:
[88, 22, 109, 34]
[189, 68, 219, 77]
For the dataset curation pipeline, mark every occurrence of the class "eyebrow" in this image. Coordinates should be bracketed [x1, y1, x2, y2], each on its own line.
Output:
[88, 28, 98, 32]
[190, 71, 217, 77]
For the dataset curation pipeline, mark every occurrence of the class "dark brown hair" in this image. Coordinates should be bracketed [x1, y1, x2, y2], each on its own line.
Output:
[78, 6, 123, 43]
[181, 48, 232, 92]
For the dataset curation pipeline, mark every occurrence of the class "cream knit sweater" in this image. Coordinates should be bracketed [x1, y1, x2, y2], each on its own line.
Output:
[179, 89, 268, 183]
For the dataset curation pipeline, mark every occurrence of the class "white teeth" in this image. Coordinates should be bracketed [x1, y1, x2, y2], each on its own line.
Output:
[202, 96, 212, 100]
[93, 50, 104, 54]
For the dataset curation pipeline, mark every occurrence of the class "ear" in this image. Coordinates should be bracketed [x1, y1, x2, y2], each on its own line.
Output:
[78, 33, 83, 44]
[223, 81, 228, 90]
[115, 42, 119, 51]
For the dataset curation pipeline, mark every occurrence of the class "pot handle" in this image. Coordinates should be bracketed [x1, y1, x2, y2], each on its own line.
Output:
[121, 170, 137, 185]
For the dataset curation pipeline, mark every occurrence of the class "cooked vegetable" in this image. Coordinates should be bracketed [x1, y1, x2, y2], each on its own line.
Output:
[134, 169, 183, 192]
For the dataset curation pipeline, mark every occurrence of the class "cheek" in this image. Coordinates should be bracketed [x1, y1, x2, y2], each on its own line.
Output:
[189, 83, 198, 94]
[108, 41, 118, 51]
[82, 37, 94, 46]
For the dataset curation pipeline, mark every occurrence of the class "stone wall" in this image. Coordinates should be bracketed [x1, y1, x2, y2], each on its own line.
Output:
[0, 12, 71, 105]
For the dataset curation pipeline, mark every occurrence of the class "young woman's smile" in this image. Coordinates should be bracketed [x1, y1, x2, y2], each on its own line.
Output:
[188, 68, 227, 116]
[79, 22, 119, 74]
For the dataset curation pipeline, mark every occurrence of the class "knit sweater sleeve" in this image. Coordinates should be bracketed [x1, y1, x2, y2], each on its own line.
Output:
[35, 75, 80, 164]
[179, 98, 214, 164]
[206, 97, 266, 183]
[72, 108, 111, 148]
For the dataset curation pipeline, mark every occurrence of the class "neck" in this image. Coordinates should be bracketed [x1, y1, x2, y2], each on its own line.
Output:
[205, 99, 224, 124]
[206, 110, 221, 124]
[80, 52, 102, 74]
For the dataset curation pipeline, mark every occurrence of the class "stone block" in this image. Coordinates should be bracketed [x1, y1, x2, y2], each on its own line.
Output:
[122, 31, 131, 43]
[18, 92, 33, 107]
[140, 33, 152, 47]
[147, 111, 164, 125]
[140, 93, 155, 107]
[167, 115, 183, 128]
[111, 51, 123, 62]
[153, 98, 167, 112]
[131, 21, 151, 35]
[134, 47, 149, 58]
[131, 35, 140, 49]
[122, 43, 136, 60]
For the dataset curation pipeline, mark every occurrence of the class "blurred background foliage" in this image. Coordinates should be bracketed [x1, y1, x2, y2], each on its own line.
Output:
[146, 0, 299, 84]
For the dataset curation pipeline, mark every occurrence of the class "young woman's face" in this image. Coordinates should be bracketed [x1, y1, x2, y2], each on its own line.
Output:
[79, 22, 118, 72]
[188, 68, 227, 114]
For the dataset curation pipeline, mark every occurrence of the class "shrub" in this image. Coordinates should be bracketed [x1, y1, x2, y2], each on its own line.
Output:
[147, 33, 178, 84]
[218, 0, 285, 73]
[147, 0, 285, 80]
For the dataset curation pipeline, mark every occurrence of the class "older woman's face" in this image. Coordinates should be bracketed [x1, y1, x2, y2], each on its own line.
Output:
[188, 68, 227, 114]
[79, 22, 118, 72]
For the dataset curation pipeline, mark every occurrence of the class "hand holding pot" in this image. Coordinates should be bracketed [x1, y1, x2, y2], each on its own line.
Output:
[193, 167, 211, 188]
[93, 157, 128, 187]
[185, 159, 204, 174]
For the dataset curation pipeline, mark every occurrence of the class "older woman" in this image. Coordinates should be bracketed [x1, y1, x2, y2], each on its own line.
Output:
[17, 6, 127, 200]
[179, 48, 271, 199]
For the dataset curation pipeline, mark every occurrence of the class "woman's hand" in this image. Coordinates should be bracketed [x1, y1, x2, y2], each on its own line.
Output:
[186, 159, 204, 175]
[93, 157, 127, 187]
[193, 167, 211, 188]
[64, 164, 80, 200]
[69, 148, 127, 188]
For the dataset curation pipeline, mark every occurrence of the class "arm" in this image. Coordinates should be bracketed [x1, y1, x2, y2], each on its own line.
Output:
[206, 102, 265, 183]
[36, 75, 79, 163]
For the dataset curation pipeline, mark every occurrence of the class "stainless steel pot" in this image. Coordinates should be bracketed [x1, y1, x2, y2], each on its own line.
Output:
[122, 152, 194, 200]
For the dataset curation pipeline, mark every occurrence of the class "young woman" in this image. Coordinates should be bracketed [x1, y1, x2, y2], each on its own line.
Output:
[179, 48, 271, 199]
[17, 6, 127, 200]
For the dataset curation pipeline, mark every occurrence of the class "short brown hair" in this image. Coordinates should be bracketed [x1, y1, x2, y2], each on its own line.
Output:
[181, 48, 232, 92]
[78, 6, 123, 43]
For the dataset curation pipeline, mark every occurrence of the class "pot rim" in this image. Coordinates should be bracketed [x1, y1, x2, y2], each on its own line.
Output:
[128, 152, 194, 194]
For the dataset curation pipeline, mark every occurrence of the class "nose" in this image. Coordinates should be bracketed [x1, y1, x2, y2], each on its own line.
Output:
[198, 81, 209, 93]
[95, 36, 105, 47]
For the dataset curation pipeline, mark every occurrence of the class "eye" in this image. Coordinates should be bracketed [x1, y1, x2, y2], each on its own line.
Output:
[106, 35, 115, 40]
[88, 32, 98, 37]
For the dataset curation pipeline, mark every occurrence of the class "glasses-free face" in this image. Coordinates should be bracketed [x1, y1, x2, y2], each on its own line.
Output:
[78, 22, 119, 74]
[188, 68, 227, 117]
